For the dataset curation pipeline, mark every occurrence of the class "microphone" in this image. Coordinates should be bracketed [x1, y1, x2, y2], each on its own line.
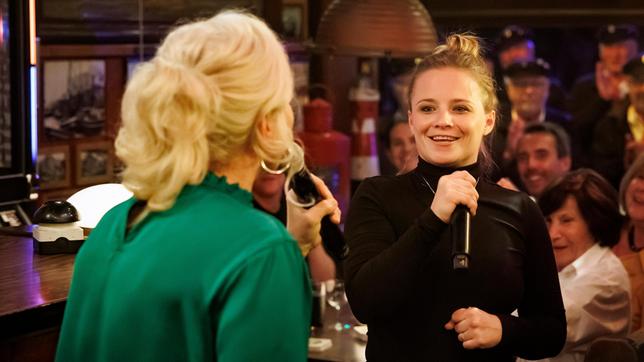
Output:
[451, 205, 471, 270]
[289, 169, 349, 260]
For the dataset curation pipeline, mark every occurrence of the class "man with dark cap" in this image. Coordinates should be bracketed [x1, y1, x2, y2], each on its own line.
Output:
[591, 52, 644, 188]
[492, 58, 572, 177]
[569, 24, 640, 169]
[496, 25, 536, 70]
[493, 25, 568, 111]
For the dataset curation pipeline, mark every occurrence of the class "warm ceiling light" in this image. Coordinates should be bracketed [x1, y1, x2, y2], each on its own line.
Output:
[314, 0, 438, 58]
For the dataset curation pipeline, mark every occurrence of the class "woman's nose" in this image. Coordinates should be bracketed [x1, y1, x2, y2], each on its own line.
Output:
[548, 223, 560, 241]
[434, 110, 453, 127]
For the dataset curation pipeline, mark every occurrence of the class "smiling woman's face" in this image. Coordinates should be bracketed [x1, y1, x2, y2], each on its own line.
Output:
[407, 67, 495, 168]
[545, 196, 596, 271]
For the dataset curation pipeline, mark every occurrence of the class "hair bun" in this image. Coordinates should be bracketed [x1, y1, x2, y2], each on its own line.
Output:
[443, 33, 482, 59]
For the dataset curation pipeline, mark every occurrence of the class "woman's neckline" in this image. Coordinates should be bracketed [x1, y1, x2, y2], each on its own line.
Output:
[415, 158, 481, 191]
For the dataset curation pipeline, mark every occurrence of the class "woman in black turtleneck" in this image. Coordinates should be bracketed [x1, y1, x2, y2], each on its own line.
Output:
[344, 34, 566, 362]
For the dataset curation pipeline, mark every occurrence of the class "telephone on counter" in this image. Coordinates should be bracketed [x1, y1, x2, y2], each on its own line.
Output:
[289, 169, 349, 260]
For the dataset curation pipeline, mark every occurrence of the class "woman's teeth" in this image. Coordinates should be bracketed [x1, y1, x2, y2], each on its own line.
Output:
[430, 135, 457, 141]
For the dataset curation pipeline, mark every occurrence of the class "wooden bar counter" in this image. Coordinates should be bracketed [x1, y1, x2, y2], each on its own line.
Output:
[0, 229, 75, 361]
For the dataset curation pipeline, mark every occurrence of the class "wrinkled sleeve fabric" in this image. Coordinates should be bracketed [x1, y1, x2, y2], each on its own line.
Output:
[214, 240, 311, 362]
[343, 178, 447, 323]
[497, 195, 567, 359]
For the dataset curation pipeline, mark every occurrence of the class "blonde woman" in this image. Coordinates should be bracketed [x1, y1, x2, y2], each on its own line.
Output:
[344, 34, 565, 361]
[56, 10, 339, 362]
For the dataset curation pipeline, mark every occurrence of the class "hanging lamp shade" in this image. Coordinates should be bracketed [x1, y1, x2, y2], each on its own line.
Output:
[314, 0, 438, 58]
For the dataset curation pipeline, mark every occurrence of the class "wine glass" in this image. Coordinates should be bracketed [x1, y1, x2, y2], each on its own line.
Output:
[326, 280, 348, 331]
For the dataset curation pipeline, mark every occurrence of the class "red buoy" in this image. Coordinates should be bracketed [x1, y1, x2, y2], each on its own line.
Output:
[298, 99, 351, 221]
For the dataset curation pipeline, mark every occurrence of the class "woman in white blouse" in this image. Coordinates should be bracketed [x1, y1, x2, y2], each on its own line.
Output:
[534, 169, 631, 362]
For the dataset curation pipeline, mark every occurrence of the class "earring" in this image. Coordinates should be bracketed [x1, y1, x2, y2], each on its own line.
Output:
[260, 160, 290, 175]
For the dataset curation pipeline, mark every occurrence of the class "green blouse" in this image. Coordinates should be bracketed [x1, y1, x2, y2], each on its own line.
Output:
[56, 173, 311, 362]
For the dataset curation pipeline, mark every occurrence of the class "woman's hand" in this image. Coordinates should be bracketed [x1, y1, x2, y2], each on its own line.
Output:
[430, 171, 479, 223]
[444, 307, 502, 349]
[286, 174, 341, 256]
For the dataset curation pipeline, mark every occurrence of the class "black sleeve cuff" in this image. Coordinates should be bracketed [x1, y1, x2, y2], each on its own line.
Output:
[417, 208, 448, 237]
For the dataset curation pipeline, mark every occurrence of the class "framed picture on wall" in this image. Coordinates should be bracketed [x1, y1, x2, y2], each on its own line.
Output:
[38, 44, 135, 144]
[42, 59, 106, 141]
[282, 0, 308, 41]
[37, 144, 71, 190]
[75, 140, 114, 186]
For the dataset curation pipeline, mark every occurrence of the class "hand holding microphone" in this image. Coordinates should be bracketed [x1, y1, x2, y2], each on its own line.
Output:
[285, 170, 342, 257]
[430, 171, 479, 223]
[429, 171, 478, 270]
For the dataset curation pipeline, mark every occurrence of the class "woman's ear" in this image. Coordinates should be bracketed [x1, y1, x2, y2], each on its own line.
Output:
[483, 110, 496, 136]
[257, 115, 273, 138]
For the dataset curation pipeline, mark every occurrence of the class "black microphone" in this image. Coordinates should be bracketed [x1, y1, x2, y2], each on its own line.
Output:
[451, 205, 471, 270]
[289, 169, 349, 260]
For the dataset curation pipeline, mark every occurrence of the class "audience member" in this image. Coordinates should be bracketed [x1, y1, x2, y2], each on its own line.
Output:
[516, 122, 572, 197]
[494, 25, 567, 110]
[494, 58, 572, 166]
[383, 119, 417, 174]
[537, 169, 631, 361]
[568, 24, 640, 168]
[495, 25, 536, 70]
[55, 10, 340, 361]
[591, 52, 644, 188]
[613, 154, 644, 332]
[380, 62, 418, 175]
[253, 170, 336, 282]
[344, 33, 566, 361]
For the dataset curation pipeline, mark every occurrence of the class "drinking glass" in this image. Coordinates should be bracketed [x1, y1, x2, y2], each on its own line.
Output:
[326, 279, 350, 331]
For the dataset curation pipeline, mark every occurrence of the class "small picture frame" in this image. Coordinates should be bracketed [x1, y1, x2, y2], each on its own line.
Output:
[75, 140, 114, 186]
[37, 144, 71, 190]
[282, 0, 308, 41]
[42, 59, 106, 141]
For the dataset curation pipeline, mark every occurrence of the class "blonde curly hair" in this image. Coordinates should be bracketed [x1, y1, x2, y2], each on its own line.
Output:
[115, 10, 302, 212]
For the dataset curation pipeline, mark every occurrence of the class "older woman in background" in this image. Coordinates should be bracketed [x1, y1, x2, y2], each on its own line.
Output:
[56, 10, 340, 362]
[537, 169, 630, 361]
[613, 153, 644, 332]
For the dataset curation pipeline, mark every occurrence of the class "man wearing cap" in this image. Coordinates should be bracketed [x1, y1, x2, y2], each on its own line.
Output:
[592, 53, 644, 188]
[493, 25, 567, 111]
[569, 24, 640, 169]
[492, 58, 572, 173]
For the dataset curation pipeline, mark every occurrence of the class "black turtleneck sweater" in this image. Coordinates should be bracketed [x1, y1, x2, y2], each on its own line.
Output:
[344, 159, 566, 362]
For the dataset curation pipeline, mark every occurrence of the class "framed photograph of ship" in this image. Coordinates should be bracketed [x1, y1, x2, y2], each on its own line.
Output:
[37, 144, 71, 190]
[42, 59, 106, 141]
[75, 140, 114, 186]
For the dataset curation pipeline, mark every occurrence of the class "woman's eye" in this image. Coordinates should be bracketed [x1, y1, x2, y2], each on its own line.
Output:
[453, 105, 469, 113]
[420, 105, 435, 112]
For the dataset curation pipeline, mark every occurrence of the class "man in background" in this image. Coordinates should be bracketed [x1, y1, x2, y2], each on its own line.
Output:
[592, 52, 644, 188]
[492, 59, 572, 180]
[569, 24, 640, 168]
[516, 123, 572, 198]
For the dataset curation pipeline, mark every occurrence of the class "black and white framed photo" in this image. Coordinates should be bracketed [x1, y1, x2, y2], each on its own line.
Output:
[75, 140, 114, 186]
[42, 59, 106, 141]
[37, 144, 71, 190]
